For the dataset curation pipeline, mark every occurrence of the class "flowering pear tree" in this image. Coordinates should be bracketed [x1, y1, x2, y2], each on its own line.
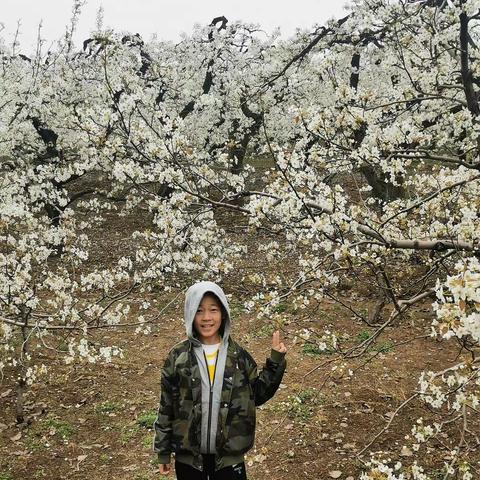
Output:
[233, 0, 480, 477]
[0, 25, 246, 423]
[0, 0, 479, 476]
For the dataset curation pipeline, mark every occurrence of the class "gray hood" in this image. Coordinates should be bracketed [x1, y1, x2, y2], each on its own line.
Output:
[184, 281, 231, 347]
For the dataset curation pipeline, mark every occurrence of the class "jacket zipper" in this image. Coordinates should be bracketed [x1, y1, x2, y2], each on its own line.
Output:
[204, 350, 219, 454]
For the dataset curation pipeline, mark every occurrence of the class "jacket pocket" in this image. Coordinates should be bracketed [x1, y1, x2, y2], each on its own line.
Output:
[222, 394, 256, 454]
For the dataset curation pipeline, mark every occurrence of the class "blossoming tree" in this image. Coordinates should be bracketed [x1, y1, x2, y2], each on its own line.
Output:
[1, 0, 479, 477]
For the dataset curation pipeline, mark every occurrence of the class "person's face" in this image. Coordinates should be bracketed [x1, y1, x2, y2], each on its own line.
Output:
[193, 294, 222, 344]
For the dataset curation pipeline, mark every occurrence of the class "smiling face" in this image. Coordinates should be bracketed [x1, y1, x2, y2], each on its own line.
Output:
[193, 293, 223, 345]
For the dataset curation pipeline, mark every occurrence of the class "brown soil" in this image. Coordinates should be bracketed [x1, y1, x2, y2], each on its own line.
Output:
[1, 296, 479, 480]
[1, 182, 479, 480]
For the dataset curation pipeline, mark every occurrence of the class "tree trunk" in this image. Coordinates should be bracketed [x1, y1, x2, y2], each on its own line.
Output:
[360, 165, 404, 202]
[15, 377, 26, 424]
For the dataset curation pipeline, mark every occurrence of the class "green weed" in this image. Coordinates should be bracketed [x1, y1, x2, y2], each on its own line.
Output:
[288, 388, 322, 421]
[32, 468, 47, 479]
[374, 341, 394, 353]
[99, 453, 111, 462]
[302, 340, 335, 356]
[28, 416, 75, 441]
[427, 469, 444, 480]
[267, 388, 322, 423]
[251, 317, 285, 339]
[142, 433, 153, 449]
[356, 330, 371, 342]
[24, 435, 46, 452]
[356, 331, 394, 353]
[44, 418, 75, 439]
[273, 303, 288, 313]
[95, 400, 121, 414]
[120, 425, 140, 444]
[133, 474, 149, 480]
[302, 342, 323, 357]
[57, 338, 69, 352]
[137, 410, 157, 429]
[228, 301, 245, 317]
[252, 323, 275, 338]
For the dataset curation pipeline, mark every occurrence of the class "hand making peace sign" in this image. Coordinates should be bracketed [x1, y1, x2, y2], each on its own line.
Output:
[271, 330, 287, 353]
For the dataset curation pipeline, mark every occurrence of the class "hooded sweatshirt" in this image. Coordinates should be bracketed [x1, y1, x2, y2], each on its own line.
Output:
[184, 281, 231, 454]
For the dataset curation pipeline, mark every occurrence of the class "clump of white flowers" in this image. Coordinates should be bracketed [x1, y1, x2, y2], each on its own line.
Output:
[65, 339, 123, 365]
[433, 256, 480, 343]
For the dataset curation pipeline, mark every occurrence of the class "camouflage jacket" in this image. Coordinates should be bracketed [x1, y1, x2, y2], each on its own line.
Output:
[153, 336, 286, 471]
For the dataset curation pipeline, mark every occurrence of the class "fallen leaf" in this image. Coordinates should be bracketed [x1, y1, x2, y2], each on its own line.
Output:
[329, 470, 342, 478]
[122, 465, 137, 472]
[400, 446, 413, 457]
[1, 389, 12, 398]
[10, 432, 22, 441]
[359, 403, 373, 413]
[77, 455, 87, 462]
[12, 451, 28, 456]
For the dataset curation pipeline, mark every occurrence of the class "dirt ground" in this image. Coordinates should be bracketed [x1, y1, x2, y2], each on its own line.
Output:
[1, 185, 479, 479]
[1, 291, 479, 480]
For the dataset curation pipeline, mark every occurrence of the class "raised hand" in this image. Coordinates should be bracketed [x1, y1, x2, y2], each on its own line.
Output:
[272, 330, 287, 353]
[159, 463, 171, 475]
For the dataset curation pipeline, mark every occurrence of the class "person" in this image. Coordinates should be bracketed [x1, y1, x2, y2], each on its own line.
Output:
[153, 281, 287, 479]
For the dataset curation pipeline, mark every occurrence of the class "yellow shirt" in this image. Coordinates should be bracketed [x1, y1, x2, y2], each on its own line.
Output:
[202, 343, 220, 384]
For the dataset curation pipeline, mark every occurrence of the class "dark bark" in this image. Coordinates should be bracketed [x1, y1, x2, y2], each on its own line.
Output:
[15, 377, 26, 424]
[359, 165, 405, 203]
[179, 17, 228, 119]
[350, 52, 360, 91]
[228, 100, 264, 174]
[459, 9, 480, 116]
[262, 15, 351, 90]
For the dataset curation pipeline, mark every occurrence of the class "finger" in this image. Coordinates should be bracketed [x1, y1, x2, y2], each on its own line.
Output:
[272, 329, 279, 345]
[159, 465, 170, 475]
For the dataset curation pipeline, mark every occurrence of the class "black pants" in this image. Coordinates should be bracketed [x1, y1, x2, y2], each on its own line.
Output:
[175, 454, 247, 479]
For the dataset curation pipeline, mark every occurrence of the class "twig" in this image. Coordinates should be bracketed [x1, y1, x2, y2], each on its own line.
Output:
[357, 392, 419, 456]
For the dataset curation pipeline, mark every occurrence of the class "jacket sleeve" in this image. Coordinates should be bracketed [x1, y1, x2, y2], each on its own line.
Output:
[153, 350, 176, 463]
[244, 348, 286, 407]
